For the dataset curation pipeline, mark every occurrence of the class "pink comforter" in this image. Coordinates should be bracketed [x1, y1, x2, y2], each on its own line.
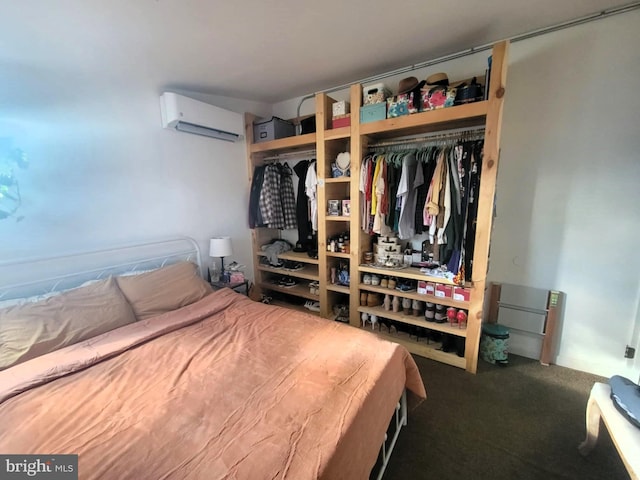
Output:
[0, 289, 426, 479]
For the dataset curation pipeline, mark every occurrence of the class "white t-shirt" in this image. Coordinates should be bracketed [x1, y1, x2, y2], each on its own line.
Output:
[305, 162, 318, 232]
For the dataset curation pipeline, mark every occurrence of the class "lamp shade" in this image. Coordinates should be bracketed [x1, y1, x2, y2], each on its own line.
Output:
[209, 237, 233, 258]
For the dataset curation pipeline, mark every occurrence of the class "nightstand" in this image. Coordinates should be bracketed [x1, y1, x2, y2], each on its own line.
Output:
[210, 280, 249, 296]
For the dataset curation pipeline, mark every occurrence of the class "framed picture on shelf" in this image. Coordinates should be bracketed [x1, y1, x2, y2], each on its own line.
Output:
[328, 200, 341, 216]
[342, 199, 351, 216]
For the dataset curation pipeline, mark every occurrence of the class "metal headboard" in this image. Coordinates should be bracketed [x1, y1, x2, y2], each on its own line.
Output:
[0, 237, 202, 301]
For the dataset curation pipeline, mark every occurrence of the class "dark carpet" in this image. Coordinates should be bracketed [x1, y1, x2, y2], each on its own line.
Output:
[383, 354, 630, 480]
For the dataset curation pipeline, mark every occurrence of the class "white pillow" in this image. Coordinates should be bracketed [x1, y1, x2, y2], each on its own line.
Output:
[0, 291, 61, 309]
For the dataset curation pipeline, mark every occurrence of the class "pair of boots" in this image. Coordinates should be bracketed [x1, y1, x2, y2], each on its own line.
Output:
[360, 292, 381, 307]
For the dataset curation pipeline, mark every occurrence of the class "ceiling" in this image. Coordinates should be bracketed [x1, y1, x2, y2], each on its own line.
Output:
[0, 0, 633, 104]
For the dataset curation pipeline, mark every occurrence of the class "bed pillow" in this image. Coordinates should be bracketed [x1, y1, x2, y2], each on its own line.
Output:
[116, 261, 212, 321]
[0, 291, 61, 309]
[0, 277, 137, 371]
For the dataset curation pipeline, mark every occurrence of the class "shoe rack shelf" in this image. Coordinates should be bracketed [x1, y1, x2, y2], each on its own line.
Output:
[257, 264, 319, 281]
[270, 298, 321, 317]
[358, 306, 467, 338]
[358, 283, 470, 310]
[365, 328, 466, 369]
[327, 284, 350, 294]
[358, 265, 462, 286]
[256, 251, 319, 265]
[246, 40, 508, 373]
[258, 281, 319, 301]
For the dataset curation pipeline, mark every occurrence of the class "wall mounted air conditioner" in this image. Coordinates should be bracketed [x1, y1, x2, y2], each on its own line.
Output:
[160, 92, 244, 142]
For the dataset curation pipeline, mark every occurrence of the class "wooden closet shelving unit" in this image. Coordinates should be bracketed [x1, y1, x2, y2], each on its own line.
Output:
[245, 117, 320, 311]
[246, 40, 508, 373]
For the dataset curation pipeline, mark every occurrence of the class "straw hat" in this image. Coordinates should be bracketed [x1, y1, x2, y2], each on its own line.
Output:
[398, 76, 426, 95]
[425, 73, 449, 87]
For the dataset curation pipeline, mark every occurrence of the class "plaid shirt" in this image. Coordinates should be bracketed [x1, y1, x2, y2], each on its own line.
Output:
[280, 169, 297, 230]
[259, 164, 297, 230]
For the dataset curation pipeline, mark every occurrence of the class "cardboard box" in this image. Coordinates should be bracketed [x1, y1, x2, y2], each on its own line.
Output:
[332, 101, 350, 117]
[253, 117, 295, 143]
[360, 103, 386, 124]
[425, 282, 436, 296]
[417, 281, 427, 295]
[435, 284, 453, 298]
[332, 114, 351, 129]
[453, 286, 471, 302]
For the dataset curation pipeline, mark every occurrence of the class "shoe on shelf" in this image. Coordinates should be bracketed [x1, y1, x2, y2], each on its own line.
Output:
[284, 261, 304, 271]
[304, 301, 320, 312]
[279, 276, 298, 288]
[395, 281, 416, 292]
[260, 295, 272, 304]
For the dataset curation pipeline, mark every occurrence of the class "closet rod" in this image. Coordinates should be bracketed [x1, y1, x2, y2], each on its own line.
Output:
[261, 149, 316, 162]
[367, 127, 484, 149]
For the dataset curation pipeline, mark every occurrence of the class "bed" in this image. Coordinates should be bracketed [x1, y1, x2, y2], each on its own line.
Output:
[0, 238, 426, 480]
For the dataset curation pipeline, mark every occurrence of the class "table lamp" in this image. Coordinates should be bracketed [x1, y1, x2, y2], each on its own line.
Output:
[209, 237, 233, 282]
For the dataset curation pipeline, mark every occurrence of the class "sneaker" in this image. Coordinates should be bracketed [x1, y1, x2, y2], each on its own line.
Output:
[304, 301, 320, 312]
[395, 281, 416, 292]
[261, 257, 283, 268]
[279, 276, 298, 288]
[260, 295, 272, 304]
[284, 261, 304, 271]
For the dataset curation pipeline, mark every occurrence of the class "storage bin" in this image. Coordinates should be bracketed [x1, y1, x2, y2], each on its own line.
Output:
[362, 83, 392, 105]
[300, 115, 316, 134]
[253, 117, 295, 143]
[360, 103, 386, 124]
[332, 101, 350, 117]
[332, 114, 351, 129]
[480, 323, 510, 365]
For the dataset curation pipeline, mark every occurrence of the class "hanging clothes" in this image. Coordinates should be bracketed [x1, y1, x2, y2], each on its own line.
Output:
[305, 161, 318, 232]
[396, 153, 419, 240]
[359, 155, 375, 234]
[248, 165, 266, 228]
[250, 163, 297, 230]
[361, 132, 484, 283]
[463, 141, 484, 280]
[293, 160, 312, 250]
[385, 158, 401, 230]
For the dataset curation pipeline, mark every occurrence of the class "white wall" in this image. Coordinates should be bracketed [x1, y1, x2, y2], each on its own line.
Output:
[493, 10, 640, 378]
[0, 78, 271, 280]
[272, 10, 640, 378]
